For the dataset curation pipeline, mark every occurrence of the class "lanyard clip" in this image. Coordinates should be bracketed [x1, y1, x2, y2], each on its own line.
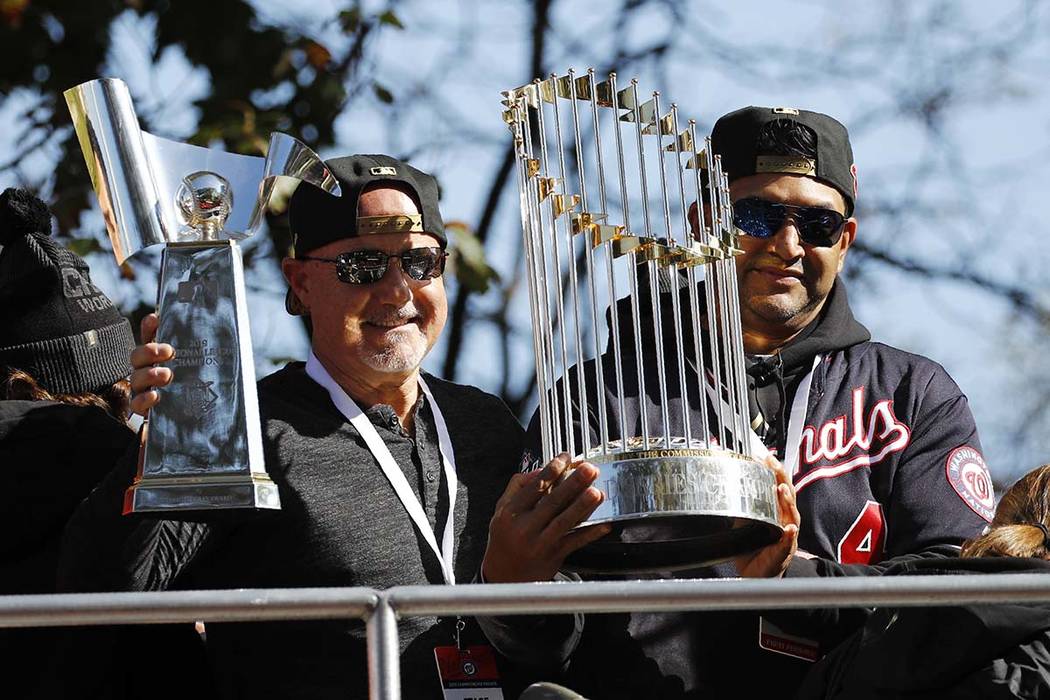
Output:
[454, 616, 466, 651]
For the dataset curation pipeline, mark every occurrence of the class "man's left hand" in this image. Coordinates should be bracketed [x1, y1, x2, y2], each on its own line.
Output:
[734, 455, 800, 578]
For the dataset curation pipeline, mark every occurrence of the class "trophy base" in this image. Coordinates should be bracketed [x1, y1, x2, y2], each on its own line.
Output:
[123, 473, 281, 515]
[562, 448, 781, 574]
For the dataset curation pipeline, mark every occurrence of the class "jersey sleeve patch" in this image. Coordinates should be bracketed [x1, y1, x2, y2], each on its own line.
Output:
[945, 446, 995, 522]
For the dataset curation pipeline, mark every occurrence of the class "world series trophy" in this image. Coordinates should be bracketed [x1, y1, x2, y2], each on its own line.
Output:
[501, 70, 781, 573]
[65, 78, 341, 514]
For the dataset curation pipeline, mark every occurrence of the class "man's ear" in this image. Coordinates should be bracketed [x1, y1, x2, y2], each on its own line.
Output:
[687, 200, 717, 241]
[281, 257, 310, 307]
[688, 201, 701, 239]
[836, 218, 858, 273]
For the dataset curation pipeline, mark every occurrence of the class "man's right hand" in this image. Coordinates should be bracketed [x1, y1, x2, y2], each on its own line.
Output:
[481, 453, 612, 583]
[128, 313, 175, 417]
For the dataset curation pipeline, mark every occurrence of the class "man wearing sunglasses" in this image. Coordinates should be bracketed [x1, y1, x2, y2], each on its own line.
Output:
[710, 106, 989, 571]
[687, 106, 993, 690]
[63, 155, 536, 699]
[478, 108, 993, 698]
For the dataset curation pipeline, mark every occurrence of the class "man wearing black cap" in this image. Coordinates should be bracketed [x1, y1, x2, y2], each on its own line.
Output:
[67, 156, 538, 699]
[706, 106, 989, 570]
[479, 108, 992, 697]
[695, 106, 989, 692]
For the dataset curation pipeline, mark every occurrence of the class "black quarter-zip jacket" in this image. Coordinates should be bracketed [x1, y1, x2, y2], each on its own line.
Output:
[59, 365, 528, 700]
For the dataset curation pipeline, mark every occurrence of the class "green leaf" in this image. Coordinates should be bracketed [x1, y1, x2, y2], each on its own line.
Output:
[373, 82, 394, 104]
[66, 237, 102, 257]
[446, 222, 499, 294]
[338, 8, 361, 33]
[378, 10, 404, 29]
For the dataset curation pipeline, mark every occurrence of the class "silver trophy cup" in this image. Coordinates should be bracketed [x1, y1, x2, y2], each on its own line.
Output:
[65, 78, 341, 514]
[502, 71, 781, 573]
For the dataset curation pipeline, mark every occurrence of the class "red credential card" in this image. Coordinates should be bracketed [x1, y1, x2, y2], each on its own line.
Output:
[433, 644, 505, 700]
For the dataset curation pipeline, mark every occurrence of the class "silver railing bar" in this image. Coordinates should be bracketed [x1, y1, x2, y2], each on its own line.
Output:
[0, 587, 378, 627]
[367, 595, 401, 700]
[5, 577, 1050, 629]
[5, 576, 1050, 700]
[386, 575, 1050, 616]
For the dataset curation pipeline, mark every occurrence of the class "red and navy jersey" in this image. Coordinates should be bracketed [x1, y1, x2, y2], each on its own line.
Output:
[789, 340, 992, 566]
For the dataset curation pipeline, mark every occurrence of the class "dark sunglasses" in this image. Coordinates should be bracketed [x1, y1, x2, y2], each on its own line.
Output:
[298, 247, 447, 285]
[732, 197, 847, 247]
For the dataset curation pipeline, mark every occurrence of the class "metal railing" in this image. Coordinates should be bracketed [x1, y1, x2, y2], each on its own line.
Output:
[3, 575, 1050, 699]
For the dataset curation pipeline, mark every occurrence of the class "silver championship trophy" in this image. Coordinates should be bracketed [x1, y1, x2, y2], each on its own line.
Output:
[65, 78, 341, 514]
[501, 71, 781, 573]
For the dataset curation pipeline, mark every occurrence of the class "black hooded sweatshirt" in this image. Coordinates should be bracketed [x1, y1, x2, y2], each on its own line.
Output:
[480, 275, 992, 698]
[743, 278, 868, 459]
[0, 400, 214, 700]
[0, 401, 132, 595]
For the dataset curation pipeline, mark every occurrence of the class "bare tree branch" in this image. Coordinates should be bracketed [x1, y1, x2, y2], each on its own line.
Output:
[851, 239, 1050, 326]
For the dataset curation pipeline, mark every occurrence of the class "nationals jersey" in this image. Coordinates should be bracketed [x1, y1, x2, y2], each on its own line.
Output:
[747, 281, 993, 566]
[785, 340, 992, 566]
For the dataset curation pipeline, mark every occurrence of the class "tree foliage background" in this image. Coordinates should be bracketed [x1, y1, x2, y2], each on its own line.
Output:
[1, 0, 1048, 484]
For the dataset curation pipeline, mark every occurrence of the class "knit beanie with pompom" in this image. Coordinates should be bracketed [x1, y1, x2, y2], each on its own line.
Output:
[0, 188, 134, 394]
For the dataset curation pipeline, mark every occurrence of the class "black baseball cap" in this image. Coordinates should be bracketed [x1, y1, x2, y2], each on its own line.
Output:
[711, 106, 857, 216]
[288, 154, 446, 255]
[285, 154, 446, 315]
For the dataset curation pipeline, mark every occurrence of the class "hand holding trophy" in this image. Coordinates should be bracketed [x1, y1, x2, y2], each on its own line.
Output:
[65, 78, 340, 514]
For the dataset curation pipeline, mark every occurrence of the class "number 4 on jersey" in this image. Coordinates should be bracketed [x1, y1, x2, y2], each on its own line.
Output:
[837, 500, 886, 565]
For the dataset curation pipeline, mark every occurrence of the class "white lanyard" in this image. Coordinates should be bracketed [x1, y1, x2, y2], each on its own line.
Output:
[783, 354, 821, 477]
[306, 353, 458, 585]
[701, 353, 822, 473]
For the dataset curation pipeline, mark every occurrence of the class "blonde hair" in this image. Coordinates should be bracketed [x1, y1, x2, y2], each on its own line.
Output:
[961, 464, 1050, 559]
[1, 366, 132, 423]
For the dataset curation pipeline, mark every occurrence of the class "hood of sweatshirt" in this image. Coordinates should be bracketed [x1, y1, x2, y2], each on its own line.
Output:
[777, 279, 870, 373]
[745, 280, 871, 452]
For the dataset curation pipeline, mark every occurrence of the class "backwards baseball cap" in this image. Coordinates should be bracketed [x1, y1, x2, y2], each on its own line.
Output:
[284, 154, 446, 316]
[288, 153, 446, 256]
[711, 106, 857, 216]
[0, 188, 134, 395]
